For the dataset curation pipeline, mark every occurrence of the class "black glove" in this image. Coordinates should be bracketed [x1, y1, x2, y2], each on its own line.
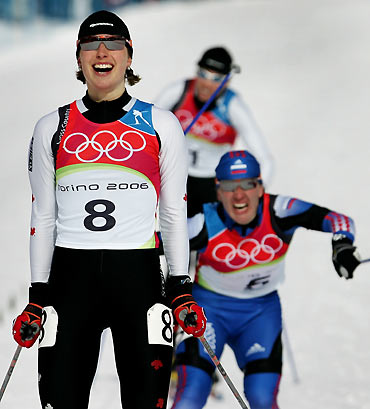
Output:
[166, 275, 206, 337]
[332, 234, 361, 279]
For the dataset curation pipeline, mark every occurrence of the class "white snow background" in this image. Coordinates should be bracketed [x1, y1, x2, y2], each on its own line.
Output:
[0, 0, 369, 408]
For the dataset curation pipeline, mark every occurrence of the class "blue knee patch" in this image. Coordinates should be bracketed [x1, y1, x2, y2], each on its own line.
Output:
[172, 365, 212, 409]
[244, 373, 281, 409]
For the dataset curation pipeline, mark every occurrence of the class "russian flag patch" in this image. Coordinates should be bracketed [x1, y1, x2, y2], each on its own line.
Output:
[230, 159, 247, 175]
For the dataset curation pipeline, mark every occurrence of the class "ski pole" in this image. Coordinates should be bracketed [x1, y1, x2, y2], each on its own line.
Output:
[361, 257, 370, 264]
[0, 345, 22, 402]
[199, 335, 250, 409]
[184, 64, 241, 135]
[282, 324, 300, 384]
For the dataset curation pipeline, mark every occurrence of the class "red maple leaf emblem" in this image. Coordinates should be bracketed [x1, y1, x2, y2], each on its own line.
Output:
[156, 398, 164, 408]
[30, 227, 36, 236]
[183, 193, 187, 202]
[151, 360, 163, 370]
[32, 195, 35, 202]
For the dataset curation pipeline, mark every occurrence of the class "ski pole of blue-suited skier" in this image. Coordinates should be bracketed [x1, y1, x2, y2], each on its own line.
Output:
[199, 335, 251, 409]
[184, 64, 241, 135]
[282, 323, 300, 384]
[0, 345, 22, 402]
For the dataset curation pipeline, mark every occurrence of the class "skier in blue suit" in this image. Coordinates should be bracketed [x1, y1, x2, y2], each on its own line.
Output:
[171, 150, 361, 409]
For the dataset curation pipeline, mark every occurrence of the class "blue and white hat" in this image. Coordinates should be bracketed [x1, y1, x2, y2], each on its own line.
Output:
[215, 150, 261, 181]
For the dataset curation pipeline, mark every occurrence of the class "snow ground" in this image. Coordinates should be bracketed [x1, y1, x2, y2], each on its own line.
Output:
[0, 0, 370, 408]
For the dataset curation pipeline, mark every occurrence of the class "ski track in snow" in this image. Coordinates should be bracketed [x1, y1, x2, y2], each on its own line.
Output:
[0, 1, 370, 408]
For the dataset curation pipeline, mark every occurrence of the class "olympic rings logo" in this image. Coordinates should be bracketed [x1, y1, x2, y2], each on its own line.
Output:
[212, 234, 283, 269]
[63, 130, 146, 163]
[177, 109, 227, 140]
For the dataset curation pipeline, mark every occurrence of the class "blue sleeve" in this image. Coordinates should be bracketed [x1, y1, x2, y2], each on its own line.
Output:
[273, 195, 355, 242]
[322, 211, 355, 241]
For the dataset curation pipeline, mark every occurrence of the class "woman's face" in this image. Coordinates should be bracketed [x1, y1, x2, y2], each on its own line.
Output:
[79, 35, 132, 101]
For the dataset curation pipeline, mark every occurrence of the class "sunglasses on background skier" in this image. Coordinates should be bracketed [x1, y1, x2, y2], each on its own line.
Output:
[218, 178, 260, 192]
[197, 67, 226, 82]
[78, 35, 132, 51]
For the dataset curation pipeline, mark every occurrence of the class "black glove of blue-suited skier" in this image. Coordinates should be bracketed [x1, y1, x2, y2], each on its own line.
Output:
[332, 234, 361, 279]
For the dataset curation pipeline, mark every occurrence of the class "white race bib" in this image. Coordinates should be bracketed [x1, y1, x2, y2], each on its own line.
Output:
[39, 306, 58, 348]
[147, 303, 173, 347]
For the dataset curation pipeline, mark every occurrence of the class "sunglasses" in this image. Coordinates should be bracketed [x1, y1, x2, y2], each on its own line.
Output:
[218, 179, 259, 192]
[197, 68, 226, 82]
[79, 35, 130, 51]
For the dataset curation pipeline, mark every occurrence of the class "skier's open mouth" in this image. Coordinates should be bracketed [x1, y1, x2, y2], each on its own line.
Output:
[93, 64, 113, 73]
[233, 203, 248, 210]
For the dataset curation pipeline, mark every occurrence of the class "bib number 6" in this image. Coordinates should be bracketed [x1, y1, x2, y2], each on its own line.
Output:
[84, 199, 116, 232]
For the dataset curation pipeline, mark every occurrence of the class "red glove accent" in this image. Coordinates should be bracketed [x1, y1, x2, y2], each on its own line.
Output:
[173, 296, 207, 338]
[13, 303, 43, 348]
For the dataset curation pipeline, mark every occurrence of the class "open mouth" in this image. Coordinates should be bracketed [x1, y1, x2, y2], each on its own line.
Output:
[93, 63, 113, 73]
[233, 203, 248, 210]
